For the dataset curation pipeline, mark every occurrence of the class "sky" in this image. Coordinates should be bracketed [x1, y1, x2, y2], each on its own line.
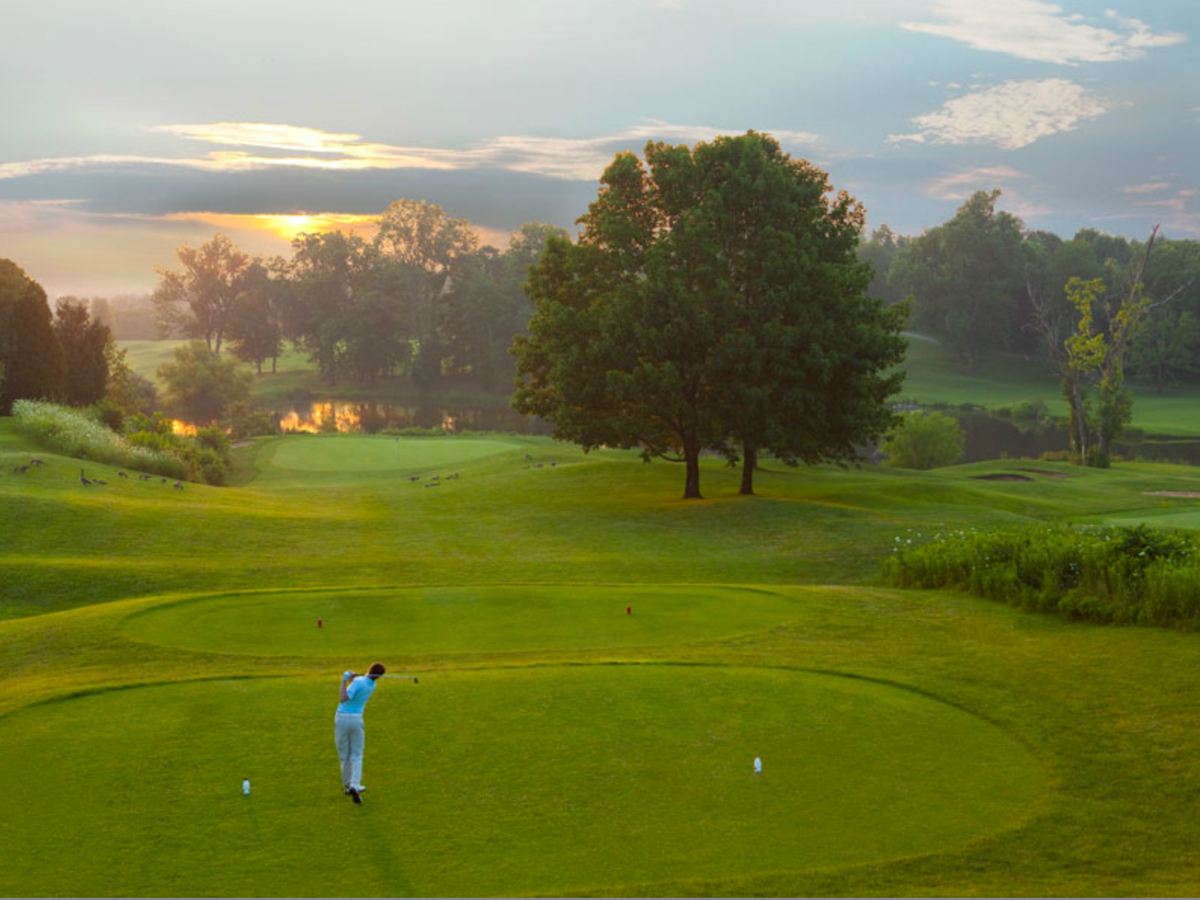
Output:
[1, 0, 1196, 297]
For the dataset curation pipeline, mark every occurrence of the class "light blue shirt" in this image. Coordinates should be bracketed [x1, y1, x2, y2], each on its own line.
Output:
[337, 675, 377, 716]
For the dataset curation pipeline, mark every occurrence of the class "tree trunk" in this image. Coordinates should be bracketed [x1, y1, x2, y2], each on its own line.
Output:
[682, 444, 703, 500]
[1070, 378, 1088, 466]
[739, 443, 757, 495]
[1095, 429, 1110, 468]
[255, 359, 262, 375]
[271, 354, 277, 374]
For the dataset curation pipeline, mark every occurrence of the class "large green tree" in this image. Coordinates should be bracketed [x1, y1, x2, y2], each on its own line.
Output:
[227, 261, 284, 375]
[890, 190, 1025, 370]
[153, 234, 252, 354]
[53, 298, 112, 406]
[513, 132, 906, 499]
[444, 223, 568, 388]
[0, 259, 66, 415]
[373, 199, 478, 384]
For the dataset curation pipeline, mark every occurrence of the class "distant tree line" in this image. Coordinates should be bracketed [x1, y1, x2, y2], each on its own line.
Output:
[151, 201, 568, 391]
[861, 189, 1200, 393]
[0, 259, 155, 416]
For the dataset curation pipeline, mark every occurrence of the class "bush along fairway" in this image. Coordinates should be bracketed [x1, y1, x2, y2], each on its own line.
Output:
[5, 422, 1200, 895]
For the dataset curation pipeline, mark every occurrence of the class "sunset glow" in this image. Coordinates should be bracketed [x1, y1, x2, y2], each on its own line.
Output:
[1, 0, 1195, 298]
[165, 212, 380, 243]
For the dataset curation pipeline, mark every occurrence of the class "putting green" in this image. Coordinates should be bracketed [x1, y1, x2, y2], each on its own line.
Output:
[262, 435, 519, 473]
[122, 585, 805, 656]
[0, 666, 1044, 897]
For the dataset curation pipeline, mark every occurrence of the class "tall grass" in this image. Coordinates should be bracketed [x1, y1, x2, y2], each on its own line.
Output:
[12, 399, 186, 477]
[881, 523, 1200, 630]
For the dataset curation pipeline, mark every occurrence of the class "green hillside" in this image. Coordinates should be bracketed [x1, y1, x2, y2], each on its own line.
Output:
[4, 420, 1200, 895]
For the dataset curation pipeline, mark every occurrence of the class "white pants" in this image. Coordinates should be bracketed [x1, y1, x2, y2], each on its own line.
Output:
[335, 713, 366, 789]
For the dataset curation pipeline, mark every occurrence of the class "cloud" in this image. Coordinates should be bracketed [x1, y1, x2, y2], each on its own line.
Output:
[1137, 197, 1187, 213]
[1121, 182, 1170, 194]
[900, 0, 1186, 64]
[919, 166, 1051, 219]
[0, 120, 824, 185]
[924, 165, 1029, 200]
[887, 79, 1110, 149]
[997, 191, 1053, 219]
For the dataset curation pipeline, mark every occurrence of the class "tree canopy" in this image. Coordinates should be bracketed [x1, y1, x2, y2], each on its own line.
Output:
[0, 259, 65, 415]
[153, 234, 252, 354]
[513, 131, 907, 498]
[53, 298, 112, 406]
[889, 190, 1025, 370]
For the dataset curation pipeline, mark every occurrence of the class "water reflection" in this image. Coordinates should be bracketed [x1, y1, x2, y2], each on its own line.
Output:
[273, 401, 551, 436]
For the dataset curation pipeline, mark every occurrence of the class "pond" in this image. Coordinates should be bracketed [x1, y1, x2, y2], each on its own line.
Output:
[272, 401, 552, 436]
[957, 410, 1200, 466]
[177, 401, 1200, 466]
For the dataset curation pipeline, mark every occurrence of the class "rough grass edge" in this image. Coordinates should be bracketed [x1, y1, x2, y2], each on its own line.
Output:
[880, 523, 1200, 631]
[12, 399, 187, 478]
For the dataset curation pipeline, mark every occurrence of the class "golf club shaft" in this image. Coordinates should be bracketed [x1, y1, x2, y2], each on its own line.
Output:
[378, 674, 419, 680]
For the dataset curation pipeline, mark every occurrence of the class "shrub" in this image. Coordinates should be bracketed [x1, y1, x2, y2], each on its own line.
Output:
[158, 341, 252, 422]
[881, 524, 1200, 630]
[225, 402, 277, 440]
[12, 399, 185, 477]
[89, 398, 125, 433]
[882, 411, 965, 470]
[1012, 398, 1049, 421]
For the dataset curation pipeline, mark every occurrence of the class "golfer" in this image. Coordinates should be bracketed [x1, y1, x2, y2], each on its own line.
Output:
[336, 662, 386, 803]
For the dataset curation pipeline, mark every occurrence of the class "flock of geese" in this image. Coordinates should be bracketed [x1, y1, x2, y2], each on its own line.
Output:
[11, 458, 183, 490]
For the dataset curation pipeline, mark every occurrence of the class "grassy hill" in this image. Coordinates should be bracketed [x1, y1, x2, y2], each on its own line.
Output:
[5, 420, 1200, 895]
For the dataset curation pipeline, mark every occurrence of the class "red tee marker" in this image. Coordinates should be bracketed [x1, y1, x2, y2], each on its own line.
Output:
[626, 606, 631, 615]
[317, 618, 323, 629]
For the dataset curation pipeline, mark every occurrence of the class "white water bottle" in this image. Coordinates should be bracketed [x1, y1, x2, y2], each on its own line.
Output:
[243, 779, 250, 795]
[754, 757, 762, 774]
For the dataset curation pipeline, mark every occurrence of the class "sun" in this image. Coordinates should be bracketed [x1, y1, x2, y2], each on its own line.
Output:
[256, 213, 378, 242]
[166, 211, 380, 244]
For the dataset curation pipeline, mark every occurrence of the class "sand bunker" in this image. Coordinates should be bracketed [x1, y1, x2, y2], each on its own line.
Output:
[973, 473, 1034, 482]
[1144, 491, 1200, 499]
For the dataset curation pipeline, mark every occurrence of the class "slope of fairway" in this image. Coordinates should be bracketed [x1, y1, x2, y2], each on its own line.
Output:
[9, 422, 1200, 895]
[260, 433, 521, 474]
[122, 585, 806, 656]
[0, 667, 1044, 897]
[12, 418, 1200, 620]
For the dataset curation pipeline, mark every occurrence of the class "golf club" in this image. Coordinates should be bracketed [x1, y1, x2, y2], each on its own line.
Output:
[377, 674, 419, 682]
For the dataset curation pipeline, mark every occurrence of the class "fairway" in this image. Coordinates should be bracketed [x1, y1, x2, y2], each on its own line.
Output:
[1078, 503, 1200, 530]
[122, 585, 806, 655]
[7, 420, 1200, 896]
[0, 667, 1044, 897]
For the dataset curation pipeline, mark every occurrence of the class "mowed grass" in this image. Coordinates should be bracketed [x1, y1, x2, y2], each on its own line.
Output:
[0, 667, 1043, 897]
[6, 421, 1200, 894]
[122, 585, 808, 656]
[901, 337, 1200, 436]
